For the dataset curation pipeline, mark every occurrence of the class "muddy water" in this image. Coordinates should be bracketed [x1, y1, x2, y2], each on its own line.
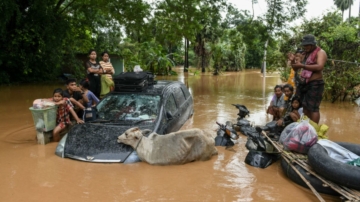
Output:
[0, 69, 359, 202]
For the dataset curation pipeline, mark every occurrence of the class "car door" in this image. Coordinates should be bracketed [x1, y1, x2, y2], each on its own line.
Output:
[163, 91, 178, 133]
[173, 86, 188, 126]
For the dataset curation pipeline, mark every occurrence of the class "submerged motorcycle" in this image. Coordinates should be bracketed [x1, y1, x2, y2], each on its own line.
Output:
[214, 121, 239, 147]
[232, 104, 280, 168]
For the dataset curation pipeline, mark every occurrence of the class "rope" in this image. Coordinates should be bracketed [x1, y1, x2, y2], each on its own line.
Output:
[134, 135, 143, 151]
[328, 59, 359, 65]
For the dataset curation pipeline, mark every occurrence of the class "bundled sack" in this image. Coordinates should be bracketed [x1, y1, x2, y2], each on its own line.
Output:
[244, 150, 280, 168]
[279, 119, 318, 154]
[302, 116, 329, 139]
[33, 99, 55, 109]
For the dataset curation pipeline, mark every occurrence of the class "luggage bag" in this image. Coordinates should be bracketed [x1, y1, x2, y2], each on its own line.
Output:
[114, 80, 148, 92]
[113, 71, 155, 92]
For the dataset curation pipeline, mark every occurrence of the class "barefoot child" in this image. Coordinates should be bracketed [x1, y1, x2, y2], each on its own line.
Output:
[52, 88, 84, 141]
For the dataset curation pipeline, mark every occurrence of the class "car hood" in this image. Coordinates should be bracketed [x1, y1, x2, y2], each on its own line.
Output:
[61, 123, 154, 163]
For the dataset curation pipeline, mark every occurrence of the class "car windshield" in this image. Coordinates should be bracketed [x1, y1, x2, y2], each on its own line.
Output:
[96, 94, 161, 122]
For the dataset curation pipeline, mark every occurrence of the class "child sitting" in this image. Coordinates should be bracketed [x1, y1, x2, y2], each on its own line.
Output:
[52, 88, 84, 141]
[288, 95, 302, 122]
[267, 85, 285, 121]
[277, 95, 302, 127]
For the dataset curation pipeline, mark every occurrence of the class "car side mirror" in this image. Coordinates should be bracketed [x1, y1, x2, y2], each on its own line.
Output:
[166, 111, 173, 120]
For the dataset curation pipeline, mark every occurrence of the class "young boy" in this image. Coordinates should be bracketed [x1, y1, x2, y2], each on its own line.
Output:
[63, 78, 89, 118]
[52, 88, 84, 142]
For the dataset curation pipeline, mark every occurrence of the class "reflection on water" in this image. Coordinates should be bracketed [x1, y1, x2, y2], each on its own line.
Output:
[0, 69, 356, 201]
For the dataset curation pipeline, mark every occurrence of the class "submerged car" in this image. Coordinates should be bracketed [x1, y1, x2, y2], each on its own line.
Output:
[55, 80, 194, 163]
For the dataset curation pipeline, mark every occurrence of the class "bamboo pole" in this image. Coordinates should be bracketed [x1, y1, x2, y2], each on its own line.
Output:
[260, 132, 325, 201]
[261, 131, 360, 201]
[282, 156, 325, 202]
[285, 148, 360, 201]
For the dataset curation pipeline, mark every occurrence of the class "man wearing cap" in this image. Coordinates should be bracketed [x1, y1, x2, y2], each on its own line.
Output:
[288, 34, 327, 124]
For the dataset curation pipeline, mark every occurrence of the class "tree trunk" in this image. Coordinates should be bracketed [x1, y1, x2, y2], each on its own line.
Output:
[263, 39, 268, 77]
[184, 38, 189, 72]
[349, 4, 351, 21]
[168, 43, 172, 72]
[201, 42, 206, 73]
[186, 39, 189, 71]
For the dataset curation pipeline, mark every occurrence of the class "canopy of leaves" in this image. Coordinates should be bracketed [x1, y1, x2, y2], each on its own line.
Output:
[0, 0, 325, 84]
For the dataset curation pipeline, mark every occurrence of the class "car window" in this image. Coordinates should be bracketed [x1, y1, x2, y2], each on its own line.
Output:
[181, 85, 190, 98]
[165, 94, 177, 114]
[173, 87, 186, 106]
[96, 94, 160, 121]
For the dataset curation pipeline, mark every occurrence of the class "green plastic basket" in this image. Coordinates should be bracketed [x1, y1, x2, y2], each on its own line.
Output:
[29, 106, 57, 132]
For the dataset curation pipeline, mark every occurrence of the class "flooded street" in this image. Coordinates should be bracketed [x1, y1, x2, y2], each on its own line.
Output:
[0, 69, 359, 201]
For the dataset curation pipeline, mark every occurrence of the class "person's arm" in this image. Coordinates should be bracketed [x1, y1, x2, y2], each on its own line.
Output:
[277, 118, 284, 126]
[69, 107, 84, 124]
[86, 61, 104, 74]
[291, 50, 327, 71]
[287, 52, 296, 64]
[90, 92, 100, 107]
[72, 86, 89, 104]
[109, 63, 115, 75]
[81, 91, 89, 104]
[53, 100, 66, 106]
[69, 97, 85, 110]
[289, 110, 300, 122]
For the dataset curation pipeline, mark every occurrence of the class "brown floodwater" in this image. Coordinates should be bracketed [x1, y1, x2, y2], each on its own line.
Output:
[0, 69, 359, 202]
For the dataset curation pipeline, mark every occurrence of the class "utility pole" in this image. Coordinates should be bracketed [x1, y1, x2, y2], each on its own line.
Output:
[263, 39, 268, 77]
[358, 0, 360, 38]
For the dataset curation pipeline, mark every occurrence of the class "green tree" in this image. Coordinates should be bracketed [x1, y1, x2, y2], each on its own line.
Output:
[333, 0, 353, 21]
[261, 0, 308, 75]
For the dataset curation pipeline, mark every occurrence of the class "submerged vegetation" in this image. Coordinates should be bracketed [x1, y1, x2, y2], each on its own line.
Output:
[0, 0, 359, 102]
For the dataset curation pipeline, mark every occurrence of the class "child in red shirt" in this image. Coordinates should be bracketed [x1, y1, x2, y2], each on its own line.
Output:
[52, 88, 84, 141]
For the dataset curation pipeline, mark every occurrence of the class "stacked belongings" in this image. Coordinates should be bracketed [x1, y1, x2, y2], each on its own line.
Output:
[231, 104, 280, 168]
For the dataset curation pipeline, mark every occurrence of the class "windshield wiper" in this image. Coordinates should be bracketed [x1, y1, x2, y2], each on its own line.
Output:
[88, 119, 124, 124]
[101, 119, 154, 126]
[132, 119, 154, 125]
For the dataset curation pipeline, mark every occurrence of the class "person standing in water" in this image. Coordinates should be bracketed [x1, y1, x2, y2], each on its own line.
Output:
[288, 34, 327, 124]
[99, 51, 115, 98]
[86, 49, 105, 98]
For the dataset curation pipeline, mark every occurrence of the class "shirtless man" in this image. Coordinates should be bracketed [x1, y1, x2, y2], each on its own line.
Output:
[288, 34, 327, 124]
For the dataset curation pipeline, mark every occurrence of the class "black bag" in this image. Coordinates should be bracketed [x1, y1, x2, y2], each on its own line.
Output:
[114, 72, 154, 92]
[114, 80, 148, 92]
[244, 150, 279, 168]
[114, 72, 148, 85]
[145, 71, 156, 85]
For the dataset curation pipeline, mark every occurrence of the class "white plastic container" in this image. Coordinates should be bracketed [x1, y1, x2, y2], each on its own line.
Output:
[29, 106, 57, 132]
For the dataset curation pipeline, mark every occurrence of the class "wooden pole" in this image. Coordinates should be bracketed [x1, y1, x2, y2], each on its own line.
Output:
[282, 156, 325, 202]
[260, 132, 325, 201]
[261, 131, 360, 201]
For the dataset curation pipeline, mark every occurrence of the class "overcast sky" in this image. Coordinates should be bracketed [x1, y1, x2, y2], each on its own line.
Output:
[228, 0, 359, 25]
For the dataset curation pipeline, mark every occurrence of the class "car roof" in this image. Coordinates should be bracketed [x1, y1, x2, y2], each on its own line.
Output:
[111, 80, 182, 95]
